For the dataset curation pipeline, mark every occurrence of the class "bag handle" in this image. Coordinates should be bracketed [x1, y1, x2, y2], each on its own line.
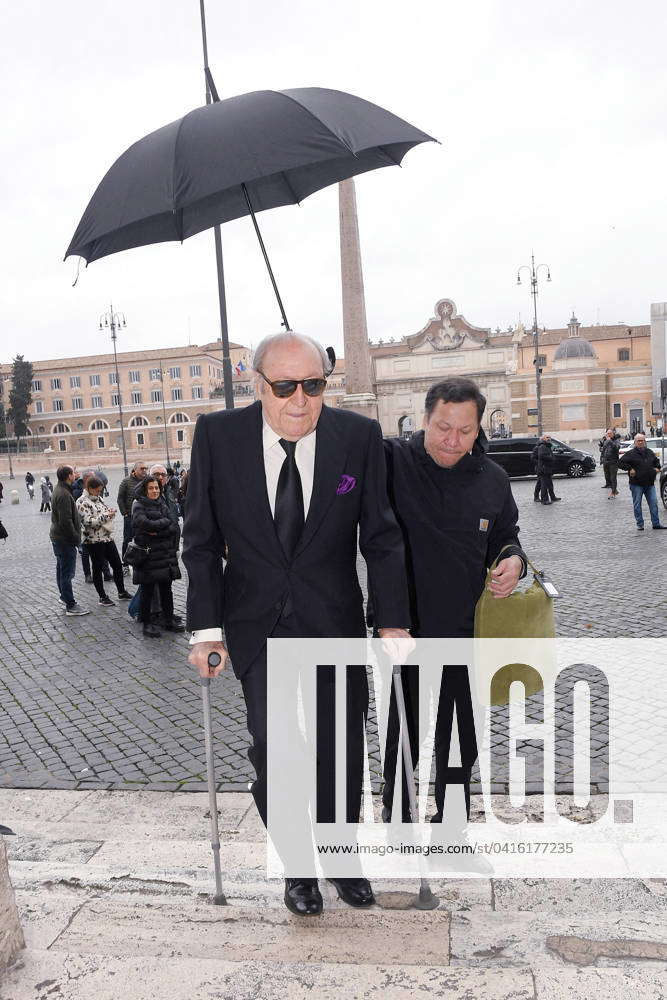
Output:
[488, 544, 543, 579]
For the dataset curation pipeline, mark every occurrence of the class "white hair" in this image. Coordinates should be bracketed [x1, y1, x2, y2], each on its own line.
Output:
[252, 331, 330, 383]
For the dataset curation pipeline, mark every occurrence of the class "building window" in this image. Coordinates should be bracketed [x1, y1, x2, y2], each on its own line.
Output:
[190, 364, 201, 377]
[53, 399, 64, 412]
[192, 385, 203, 399]
[217, 368, 223, 379]
[149, 368, 161, 381]
[53, 423, 70, 433]
[151, 389, 162, 403]
[78, 438, 86, 449]
[168, 366, 181, 379]
[129, 370, 141, 383]
[618, 348, 630, 361]
[35, 400, 43, 414]
[76, 423, 84, 431]
[170, 412, 189, 424]
[97, 436, 105, 449]
[89, 374, 101, 387]
[171, 387, 182, 401]
[129, 415, 149, 427]
[176, 429, 185, 442]
[561, 403, 586, 422]
[72, 397, 83, 410]
[70, 376, 81, 388]
[109, 371, 119, 385]
[156, 431, 164, 442]
[111, 392, 121, 407]
[32, 379, 42, 392]
[58, 439, 67, 452]
[51, 377, 62, 390]
[131, 391, 142, 405]
[91, 419, 109, 430]
[136, 432, 145, 446]
[91, 395, 103, 408]
[537, 354, 547, 368]
[613, 402, 622, 419]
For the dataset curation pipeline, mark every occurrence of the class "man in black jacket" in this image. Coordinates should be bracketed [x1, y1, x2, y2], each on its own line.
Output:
[536, 434, 561, 504]
[183, 332, 410, 916]
[380, 377, 527, 855]
[618, 433, 664, 530]
[49, 465, 90, 616]
[117, 461, 149, 560]
[601, 430, 621, 498]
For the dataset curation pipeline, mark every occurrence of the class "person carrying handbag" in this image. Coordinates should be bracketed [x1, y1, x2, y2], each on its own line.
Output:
[131, 475, 185, 637]
[76, 477, 133, 606]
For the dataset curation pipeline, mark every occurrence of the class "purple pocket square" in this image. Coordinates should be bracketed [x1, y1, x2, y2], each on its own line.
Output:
[337, 474, 356, 495]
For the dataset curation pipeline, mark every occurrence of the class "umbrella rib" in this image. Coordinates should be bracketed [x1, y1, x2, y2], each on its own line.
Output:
[276, 91, 357, 157]
[279, 171, 301, 205]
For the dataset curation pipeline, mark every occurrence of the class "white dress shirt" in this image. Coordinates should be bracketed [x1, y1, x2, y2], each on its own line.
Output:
[190, 420, 317, 645]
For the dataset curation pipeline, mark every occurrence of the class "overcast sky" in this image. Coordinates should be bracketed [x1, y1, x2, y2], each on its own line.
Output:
[2, 0, 666, 365]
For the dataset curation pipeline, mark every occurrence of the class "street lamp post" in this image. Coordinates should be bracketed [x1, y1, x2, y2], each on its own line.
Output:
[517, 253, 551, 438]
[100, 304, 129, 478]
[158, 367, 171, 468]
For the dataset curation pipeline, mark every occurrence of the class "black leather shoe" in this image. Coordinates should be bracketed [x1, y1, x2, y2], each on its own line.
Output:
[551, 497, 562, 501]
[164, 620, 186, 632]
[142, 623, 161, 638]
[652, 524, 665, 529]
[327, 877, 375, 908]
[284, 878, 323, 916]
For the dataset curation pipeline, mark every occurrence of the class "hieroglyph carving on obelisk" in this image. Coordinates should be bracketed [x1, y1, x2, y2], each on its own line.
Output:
[339, 179, 377, 418]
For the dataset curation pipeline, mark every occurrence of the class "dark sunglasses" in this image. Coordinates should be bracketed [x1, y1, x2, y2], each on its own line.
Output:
[258, 371, 327, 398]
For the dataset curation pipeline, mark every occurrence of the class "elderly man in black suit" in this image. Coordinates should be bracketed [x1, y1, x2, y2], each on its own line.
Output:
[183, 332, 410, 916]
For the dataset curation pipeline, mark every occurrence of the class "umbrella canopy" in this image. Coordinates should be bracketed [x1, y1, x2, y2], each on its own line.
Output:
[65, 87, 435, 264]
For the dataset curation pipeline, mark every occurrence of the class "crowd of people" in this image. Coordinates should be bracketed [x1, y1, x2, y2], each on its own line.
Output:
[45, 460, 189, 635]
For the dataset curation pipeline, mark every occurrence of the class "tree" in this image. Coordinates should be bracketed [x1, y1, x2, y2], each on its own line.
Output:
[7, 355, 33, 448]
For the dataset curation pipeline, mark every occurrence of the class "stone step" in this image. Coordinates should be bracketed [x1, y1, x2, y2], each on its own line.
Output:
[1, 950, 539, 1000]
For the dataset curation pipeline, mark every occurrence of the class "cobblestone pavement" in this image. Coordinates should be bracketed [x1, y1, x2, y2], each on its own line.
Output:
[0, 454, 665, 793]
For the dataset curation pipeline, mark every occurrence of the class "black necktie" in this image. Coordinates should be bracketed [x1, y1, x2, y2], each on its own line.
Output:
[274, 439, 305, 557]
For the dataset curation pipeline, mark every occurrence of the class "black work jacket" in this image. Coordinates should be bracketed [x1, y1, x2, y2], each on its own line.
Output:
[382, 431, 526, 638]
[618, 446, 660, 486]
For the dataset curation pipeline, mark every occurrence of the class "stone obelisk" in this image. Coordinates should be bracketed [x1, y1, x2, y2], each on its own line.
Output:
[338, 179, 378, 419]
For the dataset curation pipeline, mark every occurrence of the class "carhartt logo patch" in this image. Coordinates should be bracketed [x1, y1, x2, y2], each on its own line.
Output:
[479, 518, 489, 532]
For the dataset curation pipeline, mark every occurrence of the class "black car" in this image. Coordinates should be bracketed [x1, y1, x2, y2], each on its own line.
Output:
[660, 467, 667, 509]
[486, 436, 596, 479]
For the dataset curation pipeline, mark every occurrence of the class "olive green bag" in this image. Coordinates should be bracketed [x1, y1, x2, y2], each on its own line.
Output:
[474, 547, 555, 705]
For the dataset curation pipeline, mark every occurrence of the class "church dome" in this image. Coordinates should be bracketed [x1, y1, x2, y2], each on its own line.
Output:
[553, 336, 596, 361]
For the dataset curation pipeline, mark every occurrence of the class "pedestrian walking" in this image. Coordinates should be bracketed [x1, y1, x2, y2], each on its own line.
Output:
[618, 433, 664, 530]
[25, 472, 35, 500]
[131, 475, 184, 637]
[76, 476, 133, 606]
[39, 478, 51, 512]
[600, 430, 620, 498]
[73, 469, 112, 582]
[0, 480, 4, 504]
[45, 475, 53, 495]
[177, 469, 189, 520]
[536, 434, 561, 505]
[49, 465, 90, 616]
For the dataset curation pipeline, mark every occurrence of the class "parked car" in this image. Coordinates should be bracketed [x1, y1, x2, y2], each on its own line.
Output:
[618, 437, 665, 471]
[660, 467, 667, 509]
[486, 436, 596, 479]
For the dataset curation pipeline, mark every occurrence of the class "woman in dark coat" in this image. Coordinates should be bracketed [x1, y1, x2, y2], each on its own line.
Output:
[130, 475, 185, 638]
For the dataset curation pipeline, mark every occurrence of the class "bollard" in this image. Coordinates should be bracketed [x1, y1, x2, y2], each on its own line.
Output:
[10, 490, 19, 505]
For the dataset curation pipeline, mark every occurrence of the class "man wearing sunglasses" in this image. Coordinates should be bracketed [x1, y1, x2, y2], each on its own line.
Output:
[184, 332, 410, 917]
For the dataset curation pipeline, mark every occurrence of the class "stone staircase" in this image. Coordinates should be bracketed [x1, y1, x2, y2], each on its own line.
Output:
[1, 788, 666, 999]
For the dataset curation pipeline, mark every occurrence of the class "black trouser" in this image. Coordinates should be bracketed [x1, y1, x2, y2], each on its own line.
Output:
[539, 472, 555, 502]
[604, 461, 618, 492]
[139, 580, 173, 624]
[88, 540, 124, 599]
[239, 616, 369, 829]
[40, 501, 51, 511]
[382, 664, 478, 826]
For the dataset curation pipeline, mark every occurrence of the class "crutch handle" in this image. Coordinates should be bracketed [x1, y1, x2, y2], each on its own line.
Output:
[208, 652, 222, 667]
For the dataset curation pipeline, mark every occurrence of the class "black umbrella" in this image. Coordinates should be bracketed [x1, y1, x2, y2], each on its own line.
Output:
[65, 83, 435, 329]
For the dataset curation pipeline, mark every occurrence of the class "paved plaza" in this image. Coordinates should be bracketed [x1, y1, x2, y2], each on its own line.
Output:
[0, 455, 665, 794]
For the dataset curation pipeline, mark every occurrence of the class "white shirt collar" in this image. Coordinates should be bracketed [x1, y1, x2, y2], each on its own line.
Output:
[262, 419, 316, 450]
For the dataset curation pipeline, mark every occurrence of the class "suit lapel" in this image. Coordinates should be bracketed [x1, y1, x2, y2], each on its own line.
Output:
[294, 406, 348, 558]
[234, 402, 286, 564]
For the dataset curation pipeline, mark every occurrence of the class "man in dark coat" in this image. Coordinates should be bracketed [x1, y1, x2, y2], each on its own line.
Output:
[600, 430, 621, 498]
[183, 332, 410, 917]
[117, 460, 149, 559]
[49, 465, 90, 616]
[536, 433, 560, 504]
[379, 377, 527, 858]
[618, 433, 664, 530]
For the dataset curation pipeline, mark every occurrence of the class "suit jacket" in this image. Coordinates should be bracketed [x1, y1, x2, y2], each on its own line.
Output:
[182, 401, 410, 675]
